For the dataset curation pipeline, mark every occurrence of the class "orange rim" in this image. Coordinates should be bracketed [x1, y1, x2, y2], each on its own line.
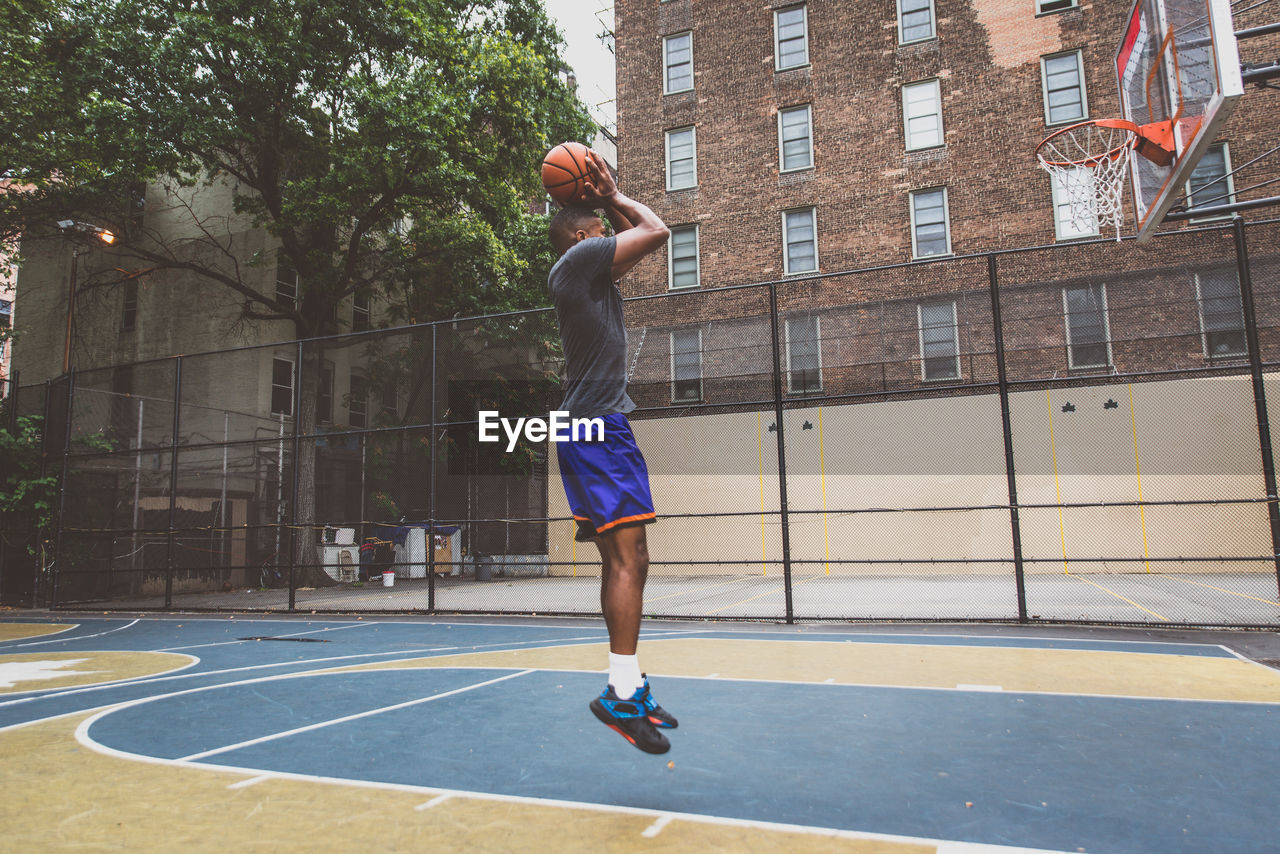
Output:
[1035, 119, 1140, 168]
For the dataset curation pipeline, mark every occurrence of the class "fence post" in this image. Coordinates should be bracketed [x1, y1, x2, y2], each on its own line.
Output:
[288, 340, 303, 611]
[1232, 217, 1280, 596]
[427, 323, 437, 613]
[165, 357, 182, 608]
[988, 254, 1029, 622]
[50, 373, 75, 608]
[767, 281, 794, 623]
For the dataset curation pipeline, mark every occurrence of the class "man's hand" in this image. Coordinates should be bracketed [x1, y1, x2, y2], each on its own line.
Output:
[581, 150, 618, 203]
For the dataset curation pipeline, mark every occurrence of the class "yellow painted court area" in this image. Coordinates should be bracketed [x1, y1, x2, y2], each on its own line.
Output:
[335, 637, 1280, 703]
[0, 713, 931, 854]
[0, 623, 75, 642]
[0, 651, 194, 694]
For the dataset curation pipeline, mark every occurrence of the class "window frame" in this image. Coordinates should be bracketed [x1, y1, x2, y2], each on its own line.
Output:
[663, 31, 694, 94]
[897, 0, 936, 44]
[317, 361, 334, 425]
[1037, 0, 1078, 14]
[1062, 284, 1112, 370]
[1194, 270, 1247, 361]
[782, 207, 819, 275]
[348, 372, 368, 428]
[1040, 50, 1088, 127]
[910, 186, 952, 258]
[670, 327, 704, 403]
[352, 291, 371, 332]
[774, 4, 810, 71]
[270, 356, 295, 417]
[918, 301, 962, 382]
[784, 315, 823, 394]
[778, 104, 814, 173]
[120, 280, 138, 332]
[1050, 166, 1101, 240]
[665, 126, 698, 191]
[902, 79, 944, 151]
[275, 254, 299, 310]
[668, 224, 701, 290]
[1186, 143, 1235, 223]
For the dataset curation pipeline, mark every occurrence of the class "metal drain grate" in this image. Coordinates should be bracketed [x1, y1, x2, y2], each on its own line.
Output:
[237, 636, 331, 643]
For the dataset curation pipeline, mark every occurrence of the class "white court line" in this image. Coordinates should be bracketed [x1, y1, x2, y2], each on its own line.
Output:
[0, 619, 139, 649]
[177, 669, 532, 761]
[641, 814, 673, 838]
[156, 622, 374, 652]
[415, 794, 454, 811]
[73, 714, 1078, 854]
[956, 684, 1004, 692]
[226, 774, 272, 790]
[0, 631, 621, 712]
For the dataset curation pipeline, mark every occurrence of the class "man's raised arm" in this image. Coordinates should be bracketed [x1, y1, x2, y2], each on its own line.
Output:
[583, 151, 669, 281]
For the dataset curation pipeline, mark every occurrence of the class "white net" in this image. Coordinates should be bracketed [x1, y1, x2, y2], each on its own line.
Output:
[1036, 122, 1137, 241]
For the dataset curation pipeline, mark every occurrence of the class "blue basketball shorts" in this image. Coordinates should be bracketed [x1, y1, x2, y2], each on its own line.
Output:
[556, 412, 656, 542]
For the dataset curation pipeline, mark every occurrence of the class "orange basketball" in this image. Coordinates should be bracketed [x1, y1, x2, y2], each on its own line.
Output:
[541, 142, 592, 205]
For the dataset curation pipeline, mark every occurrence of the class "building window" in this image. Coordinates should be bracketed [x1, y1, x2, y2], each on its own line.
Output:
[669, 225, 700, 289]
[774, 4, 809, 70]
[271, 357, 294, 416]
[903, 79, 943, 150]
[910, 187, 951, 258]
[1038, 0, 1077, 13]
[1041, 51, 1087, 125]
[919, 302, 961, 381]
[898, 0, 935, 43]
[275, 254, 299, 309]
[1063, 284, 1111, 369]
[671, 328, 703, 403]
[1196, 271, 1246, 360]
[348, 373, 367, 428]
[1051, 167, 1100, 239]
[664, 32, 693, 94]
[353, 290, 371, 332]
[0, 300, 10, 363]
[1187, 143, 1234, 220]
[778, 105, 814, 172]
[380, 380, 398, 421]
[120, 280, 138, 331]
[782, 207, 818, 274]
[317, 362, 334, 424]
[666, 126, 697, 191]
[785, 315, 822, 393]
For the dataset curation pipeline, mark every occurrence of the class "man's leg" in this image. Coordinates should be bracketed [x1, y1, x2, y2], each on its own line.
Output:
[594, 525, 649, 656]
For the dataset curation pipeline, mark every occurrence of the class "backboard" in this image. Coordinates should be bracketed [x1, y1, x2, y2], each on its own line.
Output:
[1115, 0, 1244, 241]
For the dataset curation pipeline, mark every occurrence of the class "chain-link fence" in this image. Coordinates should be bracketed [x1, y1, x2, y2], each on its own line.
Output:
[4, 217, 1280, 626]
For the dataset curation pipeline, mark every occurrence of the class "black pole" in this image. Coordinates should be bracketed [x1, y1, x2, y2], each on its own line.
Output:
[427, 324, 437, 613]
[164, 357, 182, 608]
[288, 341, 303, 611]
[767, 282, 794, 623]
[988, 254, 1029, 622]
[34, 380, 52, 606]
[1232, 218, 1280, 597]
[50, 372, 75, 608]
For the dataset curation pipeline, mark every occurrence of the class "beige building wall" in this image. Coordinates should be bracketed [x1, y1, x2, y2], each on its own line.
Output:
[549, 374, 1272, 577]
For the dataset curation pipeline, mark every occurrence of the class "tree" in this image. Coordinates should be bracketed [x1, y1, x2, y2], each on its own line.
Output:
[0, 0, 594, 584]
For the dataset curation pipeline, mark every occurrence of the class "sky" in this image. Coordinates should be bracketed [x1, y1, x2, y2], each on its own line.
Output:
[542, 0, 617, 134]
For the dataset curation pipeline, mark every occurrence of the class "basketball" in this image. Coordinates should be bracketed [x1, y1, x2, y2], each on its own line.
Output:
[541, 141, 592, 205]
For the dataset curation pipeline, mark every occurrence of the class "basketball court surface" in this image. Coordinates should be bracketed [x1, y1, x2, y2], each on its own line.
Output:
[3, 613, 1279, 852]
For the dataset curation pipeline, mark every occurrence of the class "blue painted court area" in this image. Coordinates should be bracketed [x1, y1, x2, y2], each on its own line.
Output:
[4, 615, 1280, 853]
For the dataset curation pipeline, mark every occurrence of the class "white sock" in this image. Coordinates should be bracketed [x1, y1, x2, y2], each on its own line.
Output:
[608, 652, 643, 698]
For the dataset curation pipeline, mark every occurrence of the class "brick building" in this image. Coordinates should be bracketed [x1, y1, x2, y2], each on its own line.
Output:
[609, 0, 1280, 407]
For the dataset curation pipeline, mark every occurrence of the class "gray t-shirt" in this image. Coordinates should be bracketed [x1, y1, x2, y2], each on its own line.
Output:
[548, 236, 635, 419]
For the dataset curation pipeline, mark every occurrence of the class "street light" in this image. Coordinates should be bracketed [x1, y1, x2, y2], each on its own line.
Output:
[57, 219, 116, 374]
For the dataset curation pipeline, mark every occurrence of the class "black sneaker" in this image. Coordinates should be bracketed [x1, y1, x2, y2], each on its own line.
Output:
[590, 686, 671, 754]
[638, 675, 678, 729]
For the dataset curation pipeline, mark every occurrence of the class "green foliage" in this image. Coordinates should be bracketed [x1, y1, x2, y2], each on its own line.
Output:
[0, 416, 58, 547]
[1, 0, 595, 334]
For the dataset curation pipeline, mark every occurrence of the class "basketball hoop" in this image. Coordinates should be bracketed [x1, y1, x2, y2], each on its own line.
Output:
[1035, 119, 1140, 241]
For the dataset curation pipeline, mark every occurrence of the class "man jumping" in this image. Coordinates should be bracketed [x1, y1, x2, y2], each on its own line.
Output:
[547, 150, 677, 754]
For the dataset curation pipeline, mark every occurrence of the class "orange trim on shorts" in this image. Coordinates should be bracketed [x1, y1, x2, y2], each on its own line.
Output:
[595, 512, 657, 535]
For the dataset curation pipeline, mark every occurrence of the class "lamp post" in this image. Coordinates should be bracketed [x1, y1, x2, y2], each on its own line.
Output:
[56, 220, 115, 374]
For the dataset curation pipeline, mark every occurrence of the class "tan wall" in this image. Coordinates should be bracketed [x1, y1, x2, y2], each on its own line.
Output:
[550, 373, 1271, 575]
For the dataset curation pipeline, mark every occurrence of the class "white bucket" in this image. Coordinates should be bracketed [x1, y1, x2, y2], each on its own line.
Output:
[382, 570, 395, 588]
